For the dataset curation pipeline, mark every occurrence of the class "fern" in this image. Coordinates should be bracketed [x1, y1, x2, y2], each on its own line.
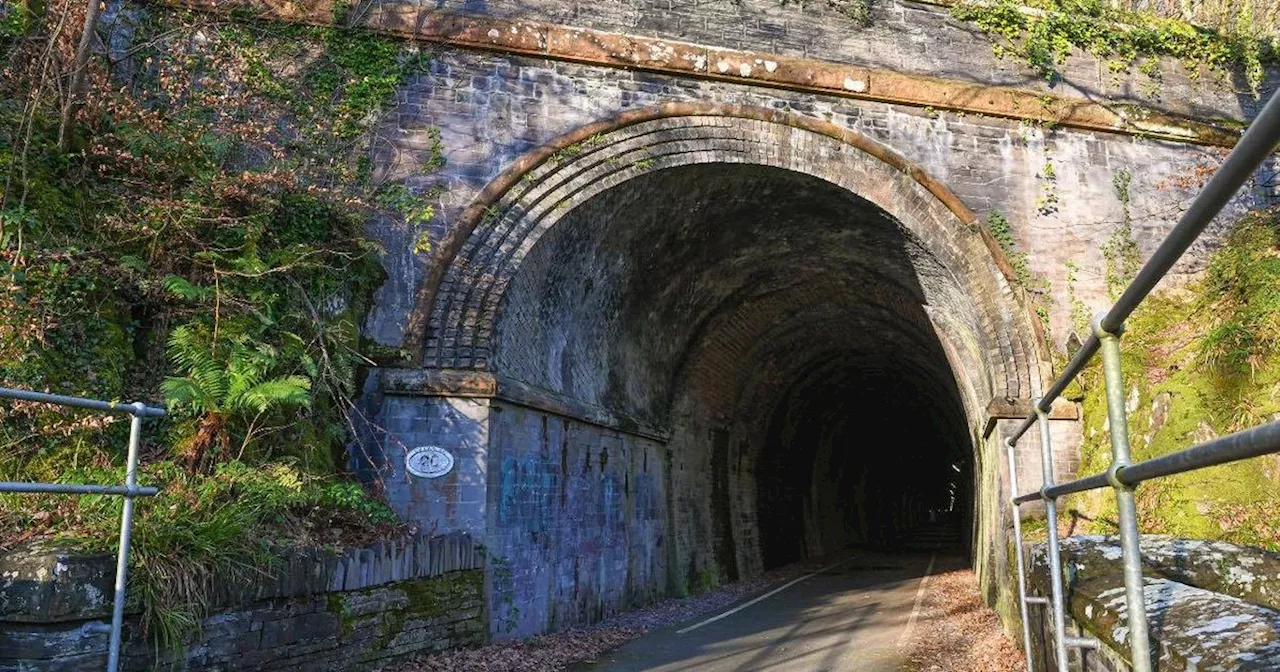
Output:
[163, 275, 214, 302]
[163, 321, 314, 458]
[233, 376, 311, 414]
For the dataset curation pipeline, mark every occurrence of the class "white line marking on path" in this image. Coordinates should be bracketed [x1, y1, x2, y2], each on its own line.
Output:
[676, 556, 856, 635]
[897, 552, 938, 648]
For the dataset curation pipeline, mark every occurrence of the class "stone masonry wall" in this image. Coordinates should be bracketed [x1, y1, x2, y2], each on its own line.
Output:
[486, 402, 668, 638]
[404, 0, 1266, 122]
[1024, 536, 1280, 670]
[0, 535, 486, 672]
[374, 391, 491, 537]
[368, 47, 1269, 356]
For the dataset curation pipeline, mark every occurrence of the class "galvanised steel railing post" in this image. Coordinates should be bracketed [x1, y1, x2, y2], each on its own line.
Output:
[106, 402, 146, 672]
[1005, 436, 1037, 672]
[1035, 403, 1071, 672]
[1094, 316, 1153, 672]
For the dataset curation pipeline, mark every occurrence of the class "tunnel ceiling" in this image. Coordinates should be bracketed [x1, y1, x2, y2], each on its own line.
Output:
[493, 163, 977, 428]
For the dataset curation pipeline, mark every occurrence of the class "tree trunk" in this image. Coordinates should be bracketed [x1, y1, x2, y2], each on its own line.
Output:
[57, 0, 103, 152]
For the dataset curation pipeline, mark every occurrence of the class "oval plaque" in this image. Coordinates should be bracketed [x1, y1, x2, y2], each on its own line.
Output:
[406, 446, 455, 478]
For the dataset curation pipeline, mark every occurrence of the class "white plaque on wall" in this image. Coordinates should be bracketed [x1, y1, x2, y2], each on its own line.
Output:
[405, 446, 455, 478]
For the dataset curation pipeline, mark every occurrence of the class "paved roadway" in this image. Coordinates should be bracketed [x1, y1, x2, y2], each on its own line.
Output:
[578, 527, 961, 672]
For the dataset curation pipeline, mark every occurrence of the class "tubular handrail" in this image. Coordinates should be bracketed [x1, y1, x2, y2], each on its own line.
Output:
[1013, 417, 1280, 504]
[0, 386, 164, 672]
[1005, 86, 1280, 672]
[0, 386, 166, 417]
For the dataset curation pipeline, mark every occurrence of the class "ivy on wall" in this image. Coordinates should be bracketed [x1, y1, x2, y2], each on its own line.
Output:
[985, 210, 1052, 327]
[951, 0, 1277, 91]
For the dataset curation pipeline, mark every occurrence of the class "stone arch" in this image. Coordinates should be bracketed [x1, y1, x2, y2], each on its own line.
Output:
[406, 104, 1049, 410]
[390, 105, 1066, 631]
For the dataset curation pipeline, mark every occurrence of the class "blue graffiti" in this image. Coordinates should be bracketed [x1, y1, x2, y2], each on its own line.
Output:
[498, 456, 555, 533]
[632, 474, 658, 521]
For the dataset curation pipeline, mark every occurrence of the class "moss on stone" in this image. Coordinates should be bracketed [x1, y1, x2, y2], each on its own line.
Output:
[326, 592, 357, 638]
[1063, 212, 1280, 551]
[400, 568, 483, 618]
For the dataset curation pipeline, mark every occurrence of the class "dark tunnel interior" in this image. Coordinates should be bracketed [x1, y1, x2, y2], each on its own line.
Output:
[756, 357, 972, 569]
[496, 162, 983, 574]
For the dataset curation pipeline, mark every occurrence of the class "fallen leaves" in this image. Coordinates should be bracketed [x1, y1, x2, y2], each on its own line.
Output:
[902, 562, 1027, 672]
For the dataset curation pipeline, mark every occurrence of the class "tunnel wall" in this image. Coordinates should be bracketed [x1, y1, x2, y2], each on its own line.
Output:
[485, 403, 668, 637]
[376, 391, 491, 538]
[382, 0, 1259, 124]
[368, 49, 1265, 354]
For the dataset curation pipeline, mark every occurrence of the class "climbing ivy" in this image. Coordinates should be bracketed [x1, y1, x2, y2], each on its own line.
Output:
[1101, 169, 1141, 299]
[1035, 157, 1059, 216]
[951, 0, 1277, 91]
[1063, 260, 1090, 334]
[829, 0, 875, 27]
[985, 210, 1052, 325]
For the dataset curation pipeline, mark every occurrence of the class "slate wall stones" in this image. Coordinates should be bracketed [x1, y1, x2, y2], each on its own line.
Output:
[0, 533, 486, 671]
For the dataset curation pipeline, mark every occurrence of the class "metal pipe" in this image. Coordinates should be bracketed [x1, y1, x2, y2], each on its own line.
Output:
[1037, 418, 1280, 499]
[1096, 322, 1153, 672]
[0, 387, 165, 417]
[1119, 418, 1280, 485]
[106, 404, 145, 672]
[1012, 334, 1102, 443]
[0, 482, 159, 496]
[1006, 437, 1037, 672]
[1036, 405, 1070, 672]
[1102, 88, 1280, 334]
[1013, 490, 1043, 505]
[1041, 473, 1111, 500]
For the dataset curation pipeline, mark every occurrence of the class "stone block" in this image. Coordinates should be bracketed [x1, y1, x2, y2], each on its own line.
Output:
[0, 543, 115, 622]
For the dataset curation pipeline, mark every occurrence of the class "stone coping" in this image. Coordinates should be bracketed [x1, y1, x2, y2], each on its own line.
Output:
[1027, 535, 1280, 668]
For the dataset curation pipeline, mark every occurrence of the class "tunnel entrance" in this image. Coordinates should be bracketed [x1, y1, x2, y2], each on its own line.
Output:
[492, 161, 976, 579]
[413, 110, 1044, 635]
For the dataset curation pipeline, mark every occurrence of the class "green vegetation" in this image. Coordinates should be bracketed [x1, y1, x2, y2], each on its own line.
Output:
[1063, 212, 1280, 551]
[1102, 169, 1141, 300]
[951, 0, 1278, 91]
[985, 210, 1051, 325]
[0, 1, 29, 52]
[696, 565, 722, 593]
[0, 1, 439, 652]
[829, 0, 875, 27]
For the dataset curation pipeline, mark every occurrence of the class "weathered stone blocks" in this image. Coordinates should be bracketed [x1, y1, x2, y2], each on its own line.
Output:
[0, 534, 486, 671]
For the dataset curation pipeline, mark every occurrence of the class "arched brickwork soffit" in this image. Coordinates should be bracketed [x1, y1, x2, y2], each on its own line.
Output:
[404, 103, 1051, 400]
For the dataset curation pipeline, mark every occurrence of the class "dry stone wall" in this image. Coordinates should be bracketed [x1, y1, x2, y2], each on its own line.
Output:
[0, 534, 486, 672]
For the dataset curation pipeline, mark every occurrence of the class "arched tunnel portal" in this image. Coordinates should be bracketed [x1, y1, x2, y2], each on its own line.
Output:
[391, 108, 1051, 637]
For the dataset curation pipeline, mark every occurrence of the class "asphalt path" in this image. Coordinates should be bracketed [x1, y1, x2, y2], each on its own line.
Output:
[577, 527, 961, 672]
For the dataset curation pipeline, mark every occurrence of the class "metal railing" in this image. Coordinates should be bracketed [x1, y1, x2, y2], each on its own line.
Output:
[1007, 87, 1280, 672]
[0, 387, 164, 672]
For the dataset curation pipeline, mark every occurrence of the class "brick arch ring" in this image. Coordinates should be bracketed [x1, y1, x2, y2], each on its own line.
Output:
[404, 103, 1051, 403]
